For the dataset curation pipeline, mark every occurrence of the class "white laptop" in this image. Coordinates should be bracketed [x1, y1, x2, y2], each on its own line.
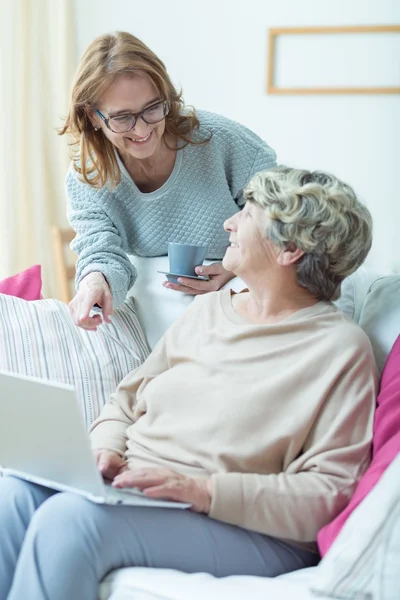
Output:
[0, 371, 190, 509]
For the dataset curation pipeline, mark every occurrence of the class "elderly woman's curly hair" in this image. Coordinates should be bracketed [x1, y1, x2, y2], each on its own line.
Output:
[244, 167, 373, 301]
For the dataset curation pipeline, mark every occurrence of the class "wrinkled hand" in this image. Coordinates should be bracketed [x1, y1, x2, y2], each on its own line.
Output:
[112, 467, 212, 513]
[163, 262, 234, 295]
[94, 450, 127, 480]
[68, 272, 113, 331]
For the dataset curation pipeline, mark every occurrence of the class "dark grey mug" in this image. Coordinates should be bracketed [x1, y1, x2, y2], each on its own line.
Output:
[168, 243, 207, 276]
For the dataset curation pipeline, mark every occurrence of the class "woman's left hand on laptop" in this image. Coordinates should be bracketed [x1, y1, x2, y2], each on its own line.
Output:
[112, 467, 212, 513]
[94, 450, 127, 480]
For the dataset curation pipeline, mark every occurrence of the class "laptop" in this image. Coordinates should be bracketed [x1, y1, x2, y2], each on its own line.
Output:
[0, 371, 190, 509]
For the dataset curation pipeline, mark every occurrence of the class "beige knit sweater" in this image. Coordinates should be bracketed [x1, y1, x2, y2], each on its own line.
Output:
[90, 289, 377, 545]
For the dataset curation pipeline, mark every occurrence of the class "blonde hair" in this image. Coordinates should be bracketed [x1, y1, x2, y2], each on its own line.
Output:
[60, 31, 208, 188]
[244, 167, 373, 301]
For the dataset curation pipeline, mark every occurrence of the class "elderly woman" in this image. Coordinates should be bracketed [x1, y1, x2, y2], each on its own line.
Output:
[0, 167, 377, 600]
[60, 31, 276, 331]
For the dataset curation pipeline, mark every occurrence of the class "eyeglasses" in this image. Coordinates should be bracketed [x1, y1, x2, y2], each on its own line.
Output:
[95, 100, 169, 134]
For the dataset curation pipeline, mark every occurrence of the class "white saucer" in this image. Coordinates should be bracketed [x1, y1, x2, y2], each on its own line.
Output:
[157, 270, 210, 283]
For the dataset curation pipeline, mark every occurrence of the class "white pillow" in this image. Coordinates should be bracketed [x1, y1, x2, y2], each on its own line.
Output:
[359, 275, 400, 374]
[128, 256, 246, 350]
[310, 454, 400, 599]
[128, 256, 193, 350]
[0, 294, 150, 427]
[334, 265, 381, 322]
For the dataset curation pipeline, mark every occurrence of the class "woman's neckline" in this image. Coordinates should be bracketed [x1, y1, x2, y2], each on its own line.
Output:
[220, 288, 326, 326]
[115, 144, 184, 199]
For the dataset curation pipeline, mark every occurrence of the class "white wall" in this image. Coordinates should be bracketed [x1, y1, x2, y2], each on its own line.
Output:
[73, 0, 400, 273]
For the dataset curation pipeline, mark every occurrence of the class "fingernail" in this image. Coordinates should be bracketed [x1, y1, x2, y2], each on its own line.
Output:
[196, 267, 203, 274]
[177, 278, 183, 284]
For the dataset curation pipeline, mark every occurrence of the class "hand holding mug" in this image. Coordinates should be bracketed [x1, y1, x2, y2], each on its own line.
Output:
[163, 262, 234, 294]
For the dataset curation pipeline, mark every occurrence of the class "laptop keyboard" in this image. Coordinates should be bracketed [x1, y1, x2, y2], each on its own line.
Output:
[105, 484, 148, 501]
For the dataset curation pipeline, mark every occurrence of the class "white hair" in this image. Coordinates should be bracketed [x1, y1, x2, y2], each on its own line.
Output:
[244, 167, 373, 301]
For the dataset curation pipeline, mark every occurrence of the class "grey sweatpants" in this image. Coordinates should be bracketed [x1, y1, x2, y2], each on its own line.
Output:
[0, 476, 318, 600]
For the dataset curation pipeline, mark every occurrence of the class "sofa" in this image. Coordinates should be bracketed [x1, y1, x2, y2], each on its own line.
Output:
[94, 257, 400, 600]
[0, 258, 398, 599]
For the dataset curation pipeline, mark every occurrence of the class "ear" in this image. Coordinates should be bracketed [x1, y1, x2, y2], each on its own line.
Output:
[85, 106, 99, 129]
[276, 243, 304, 267]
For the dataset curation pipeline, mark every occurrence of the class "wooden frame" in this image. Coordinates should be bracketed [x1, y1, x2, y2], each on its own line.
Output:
[267, 25, 400, 95]
[51, 226, 77, 304]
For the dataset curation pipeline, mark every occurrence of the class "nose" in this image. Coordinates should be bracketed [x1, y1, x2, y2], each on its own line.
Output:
[224, 211, 239, 232]
[131, 117, 151, 137]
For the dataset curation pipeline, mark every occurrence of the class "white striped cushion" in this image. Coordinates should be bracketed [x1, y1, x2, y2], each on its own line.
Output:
[310, 453, 400, 599]
[0, 294, 150, 428]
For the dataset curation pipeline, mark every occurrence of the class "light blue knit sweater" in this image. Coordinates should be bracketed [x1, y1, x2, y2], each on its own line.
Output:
[67, 110, 277, 306]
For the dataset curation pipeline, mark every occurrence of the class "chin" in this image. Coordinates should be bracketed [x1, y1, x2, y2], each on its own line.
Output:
[222, 256, 235, 273]
[126, 140, 157, 159]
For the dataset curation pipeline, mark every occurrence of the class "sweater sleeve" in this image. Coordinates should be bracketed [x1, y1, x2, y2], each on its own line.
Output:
[235, 143, 277, 207]
[212, 115, 277, 207]
[208, 336, 378, 542]
[200, 112, 277, 209]
[89, 334, 170, 456]
[228, 141, 276, 208]
[66, 169, 137, 307]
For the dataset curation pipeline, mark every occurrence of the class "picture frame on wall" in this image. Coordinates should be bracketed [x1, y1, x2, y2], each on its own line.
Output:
[267, 24, 400, 95]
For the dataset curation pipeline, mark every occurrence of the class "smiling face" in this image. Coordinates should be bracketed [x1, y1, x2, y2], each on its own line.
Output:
[93, 73, 166, 161]
[222, 202, 279, 277]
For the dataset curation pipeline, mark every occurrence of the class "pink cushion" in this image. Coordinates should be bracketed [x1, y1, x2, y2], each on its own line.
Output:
[318, 334, 400, 556]
[0, 265, 42, 300]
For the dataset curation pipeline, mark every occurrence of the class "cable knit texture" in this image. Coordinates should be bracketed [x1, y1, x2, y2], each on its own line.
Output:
[66, 110, 277, 306]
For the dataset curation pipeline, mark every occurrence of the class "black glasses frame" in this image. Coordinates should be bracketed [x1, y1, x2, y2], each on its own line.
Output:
[95, 100, 169, 134]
